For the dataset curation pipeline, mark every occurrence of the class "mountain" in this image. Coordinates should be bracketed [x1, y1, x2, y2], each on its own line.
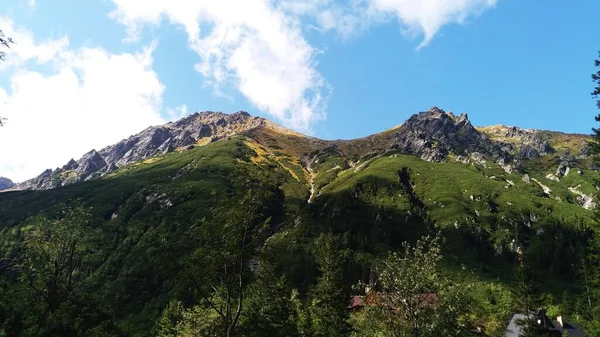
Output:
[16, 111, 270, 189]
[15, 107, 594, 194]
[0, 107, 598, 336]
[0, 177, 14, 191]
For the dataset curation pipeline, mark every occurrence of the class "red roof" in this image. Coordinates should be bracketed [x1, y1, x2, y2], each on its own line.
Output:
[347, 292, 438, 310]
[348, 296, 365, 309]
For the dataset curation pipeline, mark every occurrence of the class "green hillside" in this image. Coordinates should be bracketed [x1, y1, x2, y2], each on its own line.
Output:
[1, 119, 599, 336]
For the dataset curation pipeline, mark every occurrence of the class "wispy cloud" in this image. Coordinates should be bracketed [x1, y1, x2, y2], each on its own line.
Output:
[278, 0, 497, 48]
[367, 0, 498, 48]
[110, 0, 330, 133]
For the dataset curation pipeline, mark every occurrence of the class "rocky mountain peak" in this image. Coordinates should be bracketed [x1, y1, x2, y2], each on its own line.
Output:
[428, 106, 445, 114]
[390, 108, 507, 163]
[62, 158, 79, 171]
[16, 110, 270, 190]
[76, 149, 108, 181]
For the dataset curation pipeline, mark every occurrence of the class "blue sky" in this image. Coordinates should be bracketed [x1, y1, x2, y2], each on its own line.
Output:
[0, 0, 599, 181]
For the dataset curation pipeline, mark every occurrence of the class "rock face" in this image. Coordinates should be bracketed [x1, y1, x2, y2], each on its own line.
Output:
[507, 127, 554, 157]
[0, 177, 14, 191]
[478, 125, 555, 160]
[556, 161, 570, 178]
[16, 111, 266, 190]
[77, 150, 108, 181]
[518, 144, 540, 159]
[389, 107, 509, 163]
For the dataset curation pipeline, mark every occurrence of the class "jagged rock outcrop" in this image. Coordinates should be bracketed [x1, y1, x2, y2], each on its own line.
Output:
[0, 177, 14, 191]
[389, 107, 510, 163]
[16, 111, 267, 190]
[77, 150, 108, 181]
[518, 144, 540, 159]
[478, 125, 555, 160]
[18, 169, 56, 190]
[507, 127, 554, 156]
[62, 159, 79, 171]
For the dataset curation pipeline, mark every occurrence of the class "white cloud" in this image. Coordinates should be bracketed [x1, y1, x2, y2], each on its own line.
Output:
[108, 0, 496, 132]
[368, 0, 497, 48]
[110, 0, 329, 132]
[0, 19, 166, 182]
[278, 0, 497, 48]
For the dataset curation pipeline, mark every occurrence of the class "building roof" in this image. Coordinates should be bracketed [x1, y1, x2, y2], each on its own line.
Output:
[348, 296, 365, 309]
[505, 312, 587, 337]
[554, 321, 588, 337]
[505, 313, 529, 337]
[347, 292, 439, 311]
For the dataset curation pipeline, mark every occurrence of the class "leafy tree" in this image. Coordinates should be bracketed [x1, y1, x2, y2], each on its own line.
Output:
[308, 233, 350, 337]
[156, 300, 184, 337]
[178, 189, 272, 337]
[2, 204, 117, 335]
[14, 206, 96, 316]
[364, 235, 475, 337]
[175, 303, 223, 337]
[349, 305, 392, 337]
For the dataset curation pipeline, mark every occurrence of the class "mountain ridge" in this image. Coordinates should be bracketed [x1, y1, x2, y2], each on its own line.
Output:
[0, 106, 598, 336]
[7, 107, 592, 191]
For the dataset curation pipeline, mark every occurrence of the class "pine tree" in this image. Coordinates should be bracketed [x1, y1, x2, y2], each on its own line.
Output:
[244, 248, 298, 337]
[591, 51, 600, 152]
[309, 233, 350, 337]
[513, 250, 540, 315]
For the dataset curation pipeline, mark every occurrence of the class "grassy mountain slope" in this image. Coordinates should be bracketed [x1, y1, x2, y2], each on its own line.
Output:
[0, 109, 598, 335]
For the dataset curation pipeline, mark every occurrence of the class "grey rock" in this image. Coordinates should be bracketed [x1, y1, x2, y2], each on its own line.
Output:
[517, 144, 540, 159]
[556, 161, 570, 178]
[198, 124, 212, 138]
[578, 146, 591, 158]
[76, 149, 108, 181]
[389, 107, 509, 163]
[62, 158, 79, 171]
[0, 177, 15, 191]
[494, 126, 554, 158]
[560, 150, 574, 162]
